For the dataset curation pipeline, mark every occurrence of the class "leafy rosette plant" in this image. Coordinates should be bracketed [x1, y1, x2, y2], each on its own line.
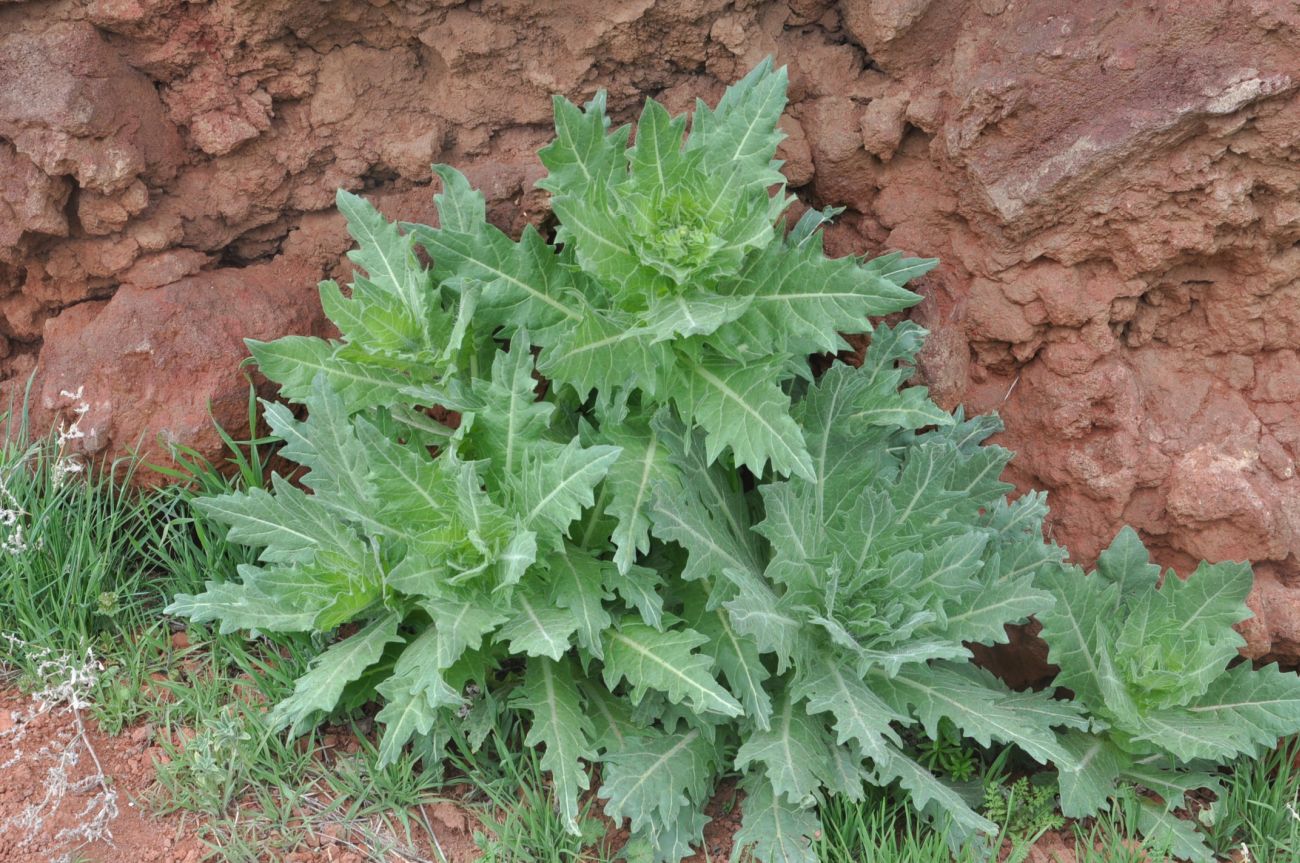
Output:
[168, 60, 1088, 863]
[413, 60, 925, 482]
[649, 342, 1087, 860]
[1038, 527, 1300, 861]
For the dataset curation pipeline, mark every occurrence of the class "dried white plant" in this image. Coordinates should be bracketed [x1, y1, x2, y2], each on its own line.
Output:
[1, 635, 119, 853]
[53, 387, 89, 489]
[0, 451, 39, 556]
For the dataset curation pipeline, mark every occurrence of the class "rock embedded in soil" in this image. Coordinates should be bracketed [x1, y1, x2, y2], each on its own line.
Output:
[0, 1, 1298, 661]
[31, 253, 331, 482]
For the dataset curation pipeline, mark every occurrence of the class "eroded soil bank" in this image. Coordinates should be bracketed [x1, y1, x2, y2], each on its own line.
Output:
[1, 0, 1299, 659]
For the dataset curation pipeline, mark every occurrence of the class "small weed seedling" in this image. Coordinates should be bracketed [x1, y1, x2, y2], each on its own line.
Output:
[982, 775, 1064, 863]
[915, 717, 980, 781]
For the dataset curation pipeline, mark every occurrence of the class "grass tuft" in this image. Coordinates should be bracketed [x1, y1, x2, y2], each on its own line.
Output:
[816, 793, 978, 863]
[1200, 737, 1300, 862]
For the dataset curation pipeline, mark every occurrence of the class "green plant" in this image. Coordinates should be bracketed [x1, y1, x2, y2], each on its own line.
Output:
[982, 776, 1064, 862]
[1071, 790, 1174, 863]
[0, 431, 159, 664]
[166, 60, 1089, 862]
[982, 776, 1062, 836]
[155, 705, 258, 814]
[0, 395, 204, 739]
[1199, 737, 1300, 862]
[461, 727, 612, 863]
[149, 644, 316, 818]
[915, 718, 980, 781]
[1037, 527, 1300, 861]
[816, 793, 978, 863]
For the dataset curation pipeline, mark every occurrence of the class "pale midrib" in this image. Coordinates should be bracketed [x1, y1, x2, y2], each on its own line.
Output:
[616, 728, 700, 804]
[520, 596, 561, 654]
[611, 631, 728, 710]
[688, 361, 803, 468]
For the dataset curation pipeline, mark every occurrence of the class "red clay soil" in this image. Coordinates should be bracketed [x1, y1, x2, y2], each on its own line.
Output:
[0, 686, 485, 863]
[0, 686, 207, 863]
